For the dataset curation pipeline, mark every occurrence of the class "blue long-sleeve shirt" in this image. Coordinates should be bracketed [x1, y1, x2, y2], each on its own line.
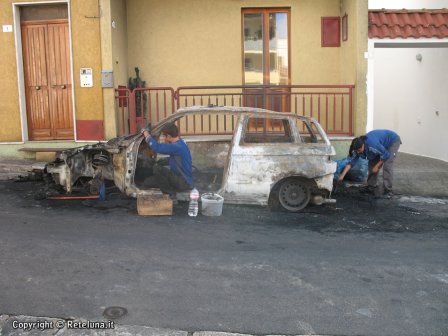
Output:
[146, 137, 193, 187]
[347, 129, 400, 166]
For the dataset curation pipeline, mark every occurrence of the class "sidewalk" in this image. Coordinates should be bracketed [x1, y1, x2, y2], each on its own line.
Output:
[0, 159, 42, 181]
[0, 314, 321, 336]
[0, 152, 447, 197]
[393, 153, 448, 197]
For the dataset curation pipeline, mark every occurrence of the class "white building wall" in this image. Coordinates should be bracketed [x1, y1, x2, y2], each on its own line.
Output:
[373, 45, 448, 161]
[369, 0, 448, 9]
[367, 0, 448, 162]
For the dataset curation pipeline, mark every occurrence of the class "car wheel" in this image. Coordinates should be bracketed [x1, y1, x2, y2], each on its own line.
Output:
[278, 178, 311, 212]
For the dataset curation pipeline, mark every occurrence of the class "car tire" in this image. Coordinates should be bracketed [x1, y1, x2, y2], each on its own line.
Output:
[278, 178, 311, 212]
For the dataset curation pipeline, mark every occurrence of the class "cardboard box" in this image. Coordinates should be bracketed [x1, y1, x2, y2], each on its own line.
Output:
[137, 192, 173, 216]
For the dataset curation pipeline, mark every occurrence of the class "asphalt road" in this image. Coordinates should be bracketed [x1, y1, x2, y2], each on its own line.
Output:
[0, 180, 447, 336]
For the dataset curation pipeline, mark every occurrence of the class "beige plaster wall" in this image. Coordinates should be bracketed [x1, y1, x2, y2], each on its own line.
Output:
[99, 0, 118, 139]
[111, 0, 128, 86]
[110, 0, 128, 136]
[70, 0, 104, 121]
[0, 1, 23, 141]
[340, 0, 357, 84]
[292, 0, 341, 84]
[353, 0, 368, 135]
[338, 0, 368, 135]
[0, 0, 104, 143]
[126, 0, 344, 87]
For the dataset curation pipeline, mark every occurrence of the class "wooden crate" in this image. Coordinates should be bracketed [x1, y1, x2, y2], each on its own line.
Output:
[137, 192, 173, 216]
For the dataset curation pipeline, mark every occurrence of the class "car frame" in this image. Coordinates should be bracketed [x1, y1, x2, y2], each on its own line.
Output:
[46, 106, 336, 211]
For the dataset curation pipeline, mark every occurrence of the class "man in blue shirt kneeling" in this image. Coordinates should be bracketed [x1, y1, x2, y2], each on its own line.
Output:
[338, 129, 401, 198]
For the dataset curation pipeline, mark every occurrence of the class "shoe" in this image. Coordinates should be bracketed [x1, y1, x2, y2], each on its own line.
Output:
[360, 186, 376, 195]
[383, 189, 395, 199]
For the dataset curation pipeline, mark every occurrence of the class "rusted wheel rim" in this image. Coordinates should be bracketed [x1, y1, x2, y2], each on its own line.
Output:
[279, 179, 310, 212]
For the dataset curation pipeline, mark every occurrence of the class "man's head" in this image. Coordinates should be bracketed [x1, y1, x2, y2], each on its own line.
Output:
[161, 123, 180, 143]
[350, 136, 366, 155]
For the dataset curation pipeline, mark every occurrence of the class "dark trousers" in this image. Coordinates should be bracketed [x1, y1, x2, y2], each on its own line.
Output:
[142, 164, 191, 194]
[367, 139, 401, 191]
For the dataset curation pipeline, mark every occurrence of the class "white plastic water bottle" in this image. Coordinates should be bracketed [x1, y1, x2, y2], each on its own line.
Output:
[188, 188, 199, 217]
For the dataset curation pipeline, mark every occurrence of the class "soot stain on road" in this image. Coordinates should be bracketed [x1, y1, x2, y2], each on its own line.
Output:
[1, 180, 447, 235]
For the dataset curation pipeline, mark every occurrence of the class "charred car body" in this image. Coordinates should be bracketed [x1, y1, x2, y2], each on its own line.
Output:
[47, 106, 337, 211]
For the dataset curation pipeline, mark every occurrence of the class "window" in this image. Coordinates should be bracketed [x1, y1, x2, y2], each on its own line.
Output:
[243, 118, 293, 144]
[296, 119, 326, 144]
[242, 8, 290, 85]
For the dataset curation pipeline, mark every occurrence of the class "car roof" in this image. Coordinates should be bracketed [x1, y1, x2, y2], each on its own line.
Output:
[149, 106, 321, 135]
[162, 105, 315, 123]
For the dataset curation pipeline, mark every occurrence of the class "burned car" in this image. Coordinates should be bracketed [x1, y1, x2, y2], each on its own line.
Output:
[46, 106, 336, 211]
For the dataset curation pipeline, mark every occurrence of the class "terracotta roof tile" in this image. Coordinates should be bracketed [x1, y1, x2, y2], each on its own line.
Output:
[369, 9, 448, 39]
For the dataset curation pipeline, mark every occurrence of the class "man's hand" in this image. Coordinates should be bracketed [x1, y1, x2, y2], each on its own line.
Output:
[140, 123, 152, 135]
[140, 127, 150, 134]
[333, 179, 344, 193]
[371, 160, 384, 174]
[157, 157, 170, 166]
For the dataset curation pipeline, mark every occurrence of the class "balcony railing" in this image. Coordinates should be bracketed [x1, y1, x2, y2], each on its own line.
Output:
[115, 84, 354, 136]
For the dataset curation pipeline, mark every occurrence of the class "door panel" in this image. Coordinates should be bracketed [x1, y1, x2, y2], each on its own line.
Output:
[28, 87, 51, 139]
[22, 20, 73, 140]
[243, 13, 264, 85]
[22, 25, 52, 139]
[47, 23, 73, 139]
[268, 12, 289, 86]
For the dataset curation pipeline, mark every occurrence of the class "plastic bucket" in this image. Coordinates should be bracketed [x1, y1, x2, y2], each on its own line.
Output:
[201, 193, 224, 216]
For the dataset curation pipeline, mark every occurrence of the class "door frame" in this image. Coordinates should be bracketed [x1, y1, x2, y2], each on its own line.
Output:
[241, 8, 292, 115]
[13, 1, 77, 142]
[241, 7, 292, 86]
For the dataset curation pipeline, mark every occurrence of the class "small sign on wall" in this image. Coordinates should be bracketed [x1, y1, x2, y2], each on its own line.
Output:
[101, 70, 114, 88]
[80, 68, 93, 87]
[2, 25, 13, 33]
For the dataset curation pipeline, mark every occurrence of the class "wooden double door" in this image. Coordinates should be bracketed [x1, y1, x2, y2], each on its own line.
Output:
[22, 20, 74, 140]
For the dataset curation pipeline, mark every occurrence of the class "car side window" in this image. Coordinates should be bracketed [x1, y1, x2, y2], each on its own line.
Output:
[296, 119, 325, 143]
[243, 117, 293, 144]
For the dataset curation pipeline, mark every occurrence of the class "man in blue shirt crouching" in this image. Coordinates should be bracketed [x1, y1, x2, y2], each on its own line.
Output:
[142, 123, 193, 195]
[338, 129, 401, 198]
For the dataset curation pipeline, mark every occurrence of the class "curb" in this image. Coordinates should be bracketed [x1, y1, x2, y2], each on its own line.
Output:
[0, 160, 46, 181]
[0, 173, 25, 181]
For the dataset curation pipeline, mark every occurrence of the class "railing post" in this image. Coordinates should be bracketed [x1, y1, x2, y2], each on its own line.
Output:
[349, 85, 353, 136]
[262, 85, 267, 109]
[174, 89, 181, 110]
[129, 89, 137, 134]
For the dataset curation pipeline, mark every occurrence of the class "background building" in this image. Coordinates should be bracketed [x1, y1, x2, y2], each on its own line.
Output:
[0, 0, 368, 159]
[367, 0, 448, 162]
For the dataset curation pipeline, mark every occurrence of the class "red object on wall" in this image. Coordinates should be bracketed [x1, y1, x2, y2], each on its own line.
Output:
[321, 17, 341, 47]
[76, 120, 104, 141]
